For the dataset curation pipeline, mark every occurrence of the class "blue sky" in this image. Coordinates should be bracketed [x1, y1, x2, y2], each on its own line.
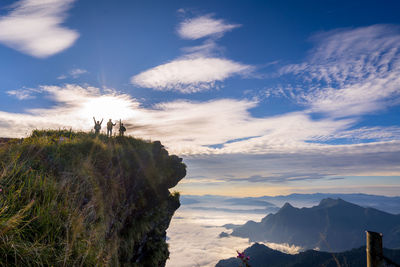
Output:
[1, 0, 400, 196]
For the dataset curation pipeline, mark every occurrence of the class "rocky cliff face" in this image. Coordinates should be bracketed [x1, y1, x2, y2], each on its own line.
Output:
[0, 130, 186, 266]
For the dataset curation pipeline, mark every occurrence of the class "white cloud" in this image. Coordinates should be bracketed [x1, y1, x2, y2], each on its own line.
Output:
[57, 74, 68, 80]
[0, 0, 79, 58]
[0, 84, 139, 137]
[318, 126, 400, 142]
[177, 15, 240, 40]
[131, 57, 252, 93]
[176, 8, 186, 14]
[131, 14, 250, 93]
[181, 40, 220, 58]
[69, 68, 88, 78]
[278, 25, 400, 118]
[262, 242, 302, 255]
[6, 87, 42, 100]
[57, 68, 88, 79]
[1, 83, 400, 189]
[1, 84, 400, 156]
[183, 145, 400, 187]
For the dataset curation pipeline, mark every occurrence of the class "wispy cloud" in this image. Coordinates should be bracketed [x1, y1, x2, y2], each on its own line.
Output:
[0, 84, 137, 136]
[1, 84, 400, 156]
[58, 68, 88, 79]
[1, 83, 400, 189]
[317, 126, 400, 142]
[6, 87, 42, 100]
[69, 68, 88, 78]
[131, 58, 251, 93]
[57, 74, 68, 80]
[278, 25, 400, 118]
[131, 14, 251, 93]
[177, 14, 240, 40]
[182, 147, 400, 188]
[0, 0, 79, 58]
[223, 173, 335, 183]
[181, 39, 221, 57]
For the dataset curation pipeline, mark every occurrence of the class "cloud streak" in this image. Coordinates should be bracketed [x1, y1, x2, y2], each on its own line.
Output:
[58, 68, 88, 79]
[224, 173, 336, 183]
[69, 68, 88, 78]
[1, 83, 400, 195]
[131, 14, 251, 93]
[182, 147, 400, 189]
[0, 0, 79, 58]
[6, 87, 42, 100]
[131, 58, 251, 93]
[278, 25, 400, 118]
[177, 15, 240, 40]
[1, 84, 400, 156]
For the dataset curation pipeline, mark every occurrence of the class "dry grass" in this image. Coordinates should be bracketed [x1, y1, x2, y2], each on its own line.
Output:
[0, 130, 184, 266]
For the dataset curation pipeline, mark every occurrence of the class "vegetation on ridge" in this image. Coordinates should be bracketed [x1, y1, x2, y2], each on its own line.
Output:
[216, 243, 400, 267]
[0, 130, 186, 266]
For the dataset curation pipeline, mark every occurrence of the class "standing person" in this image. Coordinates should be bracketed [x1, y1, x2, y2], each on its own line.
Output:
[106, 119, 116, 137]
[119, 120, 126, 136]
[93, 117, 103, 135]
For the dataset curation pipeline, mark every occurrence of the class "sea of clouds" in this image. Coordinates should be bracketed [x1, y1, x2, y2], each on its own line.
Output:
[166, 199, 302, 267]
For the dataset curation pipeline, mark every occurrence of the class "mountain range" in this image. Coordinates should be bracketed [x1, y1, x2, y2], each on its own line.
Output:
[230, 198, 400, 251]
[216, 243, 400, 267]
[180, 193, 400, 214]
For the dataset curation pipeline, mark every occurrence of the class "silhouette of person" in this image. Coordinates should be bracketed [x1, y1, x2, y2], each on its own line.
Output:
[106, 119, 116, 137]
[119, 122, 126, 136]
[93, 117, 103, 134]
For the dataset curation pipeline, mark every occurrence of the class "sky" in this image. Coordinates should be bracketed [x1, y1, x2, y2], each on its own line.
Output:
[1, 0, 400, 197]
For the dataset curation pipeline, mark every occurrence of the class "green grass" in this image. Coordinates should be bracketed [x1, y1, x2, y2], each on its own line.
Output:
[0, 130, 185, 266]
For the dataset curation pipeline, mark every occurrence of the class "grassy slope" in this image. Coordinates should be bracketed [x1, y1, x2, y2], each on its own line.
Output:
[0, 130, 186, 266]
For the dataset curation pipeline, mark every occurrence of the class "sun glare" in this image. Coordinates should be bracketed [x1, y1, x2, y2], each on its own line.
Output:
[80, 96, 137, 121]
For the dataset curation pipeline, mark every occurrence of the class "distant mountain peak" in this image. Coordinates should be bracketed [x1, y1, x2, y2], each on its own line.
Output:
[319, 198, 343, 207]
[281, 202, 294, 209]
[317, 198, 359, 209]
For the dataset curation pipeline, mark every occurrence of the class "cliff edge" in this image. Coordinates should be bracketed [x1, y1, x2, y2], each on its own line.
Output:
[0, 130, 186, 266]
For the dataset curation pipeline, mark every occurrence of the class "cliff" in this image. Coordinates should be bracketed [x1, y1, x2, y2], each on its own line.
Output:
[0, 130, 186, 266]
